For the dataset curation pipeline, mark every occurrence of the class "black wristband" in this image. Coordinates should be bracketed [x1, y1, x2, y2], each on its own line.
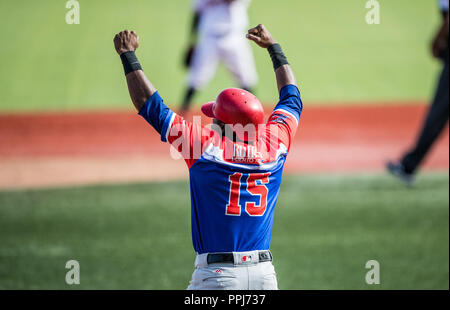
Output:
[267, 43, 289, 70]
[120, 51, 142, 75]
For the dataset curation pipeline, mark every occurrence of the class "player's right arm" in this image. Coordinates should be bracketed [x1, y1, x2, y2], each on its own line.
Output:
[246, 24, 303, 150]
[114, 30, 214, 167]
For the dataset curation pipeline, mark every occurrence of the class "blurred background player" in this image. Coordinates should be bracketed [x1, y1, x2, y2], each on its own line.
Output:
[180, 0, 258, 114]
[387, 0, 449, 185]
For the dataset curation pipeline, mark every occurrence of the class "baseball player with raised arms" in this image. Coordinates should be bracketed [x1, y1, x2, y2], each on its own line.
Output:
[114, 24, 302, 290]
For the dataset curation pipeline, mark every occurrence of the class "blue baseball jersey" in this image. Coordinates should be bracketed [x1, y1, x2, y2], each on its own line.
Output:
[139, 85, 302, 254]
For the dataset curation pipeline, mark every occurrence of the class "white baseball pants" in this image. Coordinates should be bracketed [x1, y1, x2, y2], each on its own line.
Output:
[187, 250, 278, 290]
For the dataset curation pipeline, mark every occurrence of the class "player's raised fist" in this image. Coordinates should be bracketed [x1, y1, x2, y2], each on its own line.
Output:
[114, 30, 139, 55]
[246, 24, 276, 48]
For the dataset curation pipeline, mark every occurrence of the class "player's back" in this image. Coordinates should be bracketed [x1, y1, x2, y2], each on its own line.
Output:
[188, 135, 288, 254]
[138, 84, 302, 254]
[175, 85, 301, 254]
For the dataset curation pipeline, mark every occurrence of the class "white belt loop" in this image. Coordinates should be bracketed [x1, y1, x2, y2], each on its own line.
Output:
[194, 253, 209, 268]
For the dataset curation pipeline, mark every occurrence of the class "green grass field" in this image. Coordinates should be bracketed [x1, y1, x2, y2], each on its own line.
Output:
[0, 0, 443, 111]
[0, 173, 448, 290]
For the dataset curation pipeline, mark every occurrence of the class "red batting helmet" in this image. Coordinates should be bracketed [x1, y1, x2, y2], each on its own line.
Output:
[201, 88, 264, 141]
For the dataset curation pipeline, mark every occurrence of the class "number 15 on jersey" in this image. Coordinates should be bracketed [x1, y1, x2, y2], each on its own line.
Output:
[226, 172, 271, 217]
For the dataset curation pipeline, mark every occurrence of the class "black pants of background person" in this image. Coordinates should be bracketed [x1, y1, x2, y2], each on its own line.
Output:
[401, 52, 449, 174]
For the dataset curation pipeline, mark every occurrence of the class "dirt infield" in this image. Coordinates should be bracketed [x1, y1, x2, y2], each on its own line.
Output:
[0, 103, 448, 189]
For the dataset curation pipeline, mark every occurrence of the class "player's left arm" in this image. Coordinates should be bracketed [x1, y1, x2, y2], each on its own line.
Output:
[247, 24, 302, 149]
